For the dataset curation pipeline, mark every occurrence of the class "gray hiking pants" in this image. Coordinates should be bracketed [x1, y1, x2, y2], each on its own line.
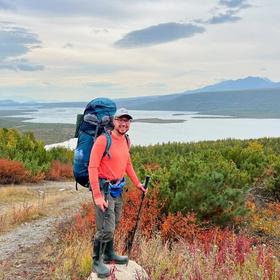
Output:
[94, 193, 123, 242]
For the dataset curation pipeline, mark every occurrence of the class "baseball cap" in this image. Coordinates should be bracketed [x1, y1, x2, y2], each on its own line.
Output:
[114, 108, 133, 120]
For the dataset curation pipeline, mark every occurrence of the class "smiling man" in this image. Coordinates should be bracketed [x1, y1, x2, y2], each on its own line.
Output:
[88, 107, 146, 278]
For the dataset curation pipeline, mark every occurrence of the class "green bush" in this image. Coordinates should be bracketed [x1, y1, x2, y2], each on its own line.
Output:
[131, 138, 280, 225]
[158, 150, 249, 224]
[48, 147, 74, 163]
[0, 128, 73, 178]
[2, 128, 280, 225]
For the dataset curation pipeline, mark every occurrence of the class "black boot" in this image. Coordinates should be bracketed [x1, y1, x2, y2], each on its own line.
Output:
[103, 239, 128, 265]
[92, 240, 110, 278]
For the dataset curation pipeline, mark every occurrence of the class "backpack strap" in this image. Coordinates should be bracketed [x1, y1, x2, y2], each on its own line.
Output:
[125, 134, 131, 151]
[101, 132, 130, 159]
[102, 130, 112, 158]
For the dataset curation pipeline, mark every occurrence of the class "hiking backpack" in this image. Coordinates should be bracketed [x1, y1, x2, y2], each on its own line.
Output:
[73, 97, 117, 189]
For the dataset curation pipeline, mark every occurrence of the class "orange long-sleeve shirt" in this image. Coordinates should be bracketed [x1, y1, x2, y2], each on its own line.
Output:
[88, 132, 141, 202]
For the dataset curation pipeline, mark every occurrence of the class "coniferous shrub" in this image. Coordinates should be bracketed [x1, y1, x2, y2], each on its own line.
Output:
[159, 150, 249, 225]
[131, 138, 280, 225]
[48, 147, 74, 163]
[0, 128, 73, 182]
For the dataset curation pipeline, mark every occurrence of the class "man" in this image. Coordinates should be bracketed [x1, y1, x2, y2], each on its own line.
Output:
[88, 107, 146, 278]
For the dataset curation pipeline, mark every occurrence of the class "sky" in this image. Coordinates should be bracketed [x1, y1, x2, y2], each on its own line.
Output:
[0, 0, 279, 102]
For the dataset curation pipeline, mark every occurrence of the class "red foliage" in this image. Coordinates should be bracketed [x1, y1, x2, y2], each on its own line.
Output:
[73, 202, 95, 236]
[46, 160, 73, 181]
[57, 202, 96, 242]
[27, 172, 45, 183]
[161, 212, 199, 242]
[119, 189, 140, 236]
[0, 158, 28, 184]
[55, 189, 279, 277]
[257, 246, 276, 278]
[118, 187, 163, 240]
[139, 187, 163, 237]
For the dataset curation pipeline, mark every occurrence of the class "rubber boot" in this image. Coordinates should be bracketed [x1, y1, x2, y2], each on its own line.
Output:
[92, 240, 110, 278]
[103, 239, 128, 265]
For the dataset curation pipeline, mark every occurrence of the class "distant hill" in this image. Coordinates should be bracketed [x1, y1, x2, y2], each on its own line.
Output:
[115, 77, 280, 118]
[185, 76, 280, 93]
[0, 99, 23, 106]
[2, 76, 280, 118]
[117, 88, 280, 118]
[0, 99, 87, 108]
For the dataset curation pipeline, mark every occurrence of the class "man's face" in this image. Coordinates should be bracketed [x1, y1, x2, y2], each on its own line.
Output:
[113, 116, 131, 135]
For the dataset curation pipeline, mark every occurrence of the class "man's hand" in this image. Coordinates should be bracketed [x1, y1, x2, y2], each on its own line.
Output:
[137, 183, 147, 193]
[95, 197, 109, 212]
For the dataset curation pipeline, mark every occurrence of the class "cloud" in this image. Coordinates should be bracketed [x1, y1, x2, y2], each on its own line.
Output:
[0, 23, 44, 71]
[207, 10, 241, 24]
[87, 82, 119, 88]
[0, 0, 13, 10]
[204, 0, 252, 25]
[17, 61, 44, 71]
[115, 22, 205, 48]
[2, 0, 131, 19]
[0, 58, 44, 71]
[63, 43, 74, 49]
[92, 28, 109, 34]
[0, 24, 41, 60]
[145, 82, 167, 89]
[219, 0, 251, 9]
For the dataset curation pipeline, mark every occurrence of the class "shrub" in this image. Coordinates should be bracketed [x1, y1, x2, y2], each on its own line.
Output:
[48, 147, 74, 163]
[160, 151, 249, 225]
[0, 128, 74, 183]
[0, 158, 27, 184]
[46, 160, 73, 181]
[161, 212, 199, 242]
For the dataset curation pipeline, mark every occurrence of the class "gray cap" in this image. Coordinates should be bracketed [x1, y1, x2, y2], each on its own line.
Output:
[114, 107, 133, 120]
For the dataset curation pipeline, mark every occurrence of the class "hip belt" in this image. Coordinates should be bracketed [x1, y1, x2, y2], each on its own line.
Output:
[99, 177, 126, 198]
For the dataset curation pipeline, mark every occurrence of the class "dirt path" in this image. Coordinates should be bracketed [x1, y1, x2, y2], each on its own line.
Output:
[0, 181, 92, 280]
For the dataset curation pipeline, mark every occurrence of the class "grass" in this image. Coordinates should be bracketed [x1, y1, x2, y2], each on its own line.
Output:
[0, 186, 35, 203]
[40, 199, 280, 280]
[0, 185, 80, 234]
[134, 236, 280, 280]
[1, 184, 280, 279]
[40, 204, 95, 280]
[43, 221, 280, 280]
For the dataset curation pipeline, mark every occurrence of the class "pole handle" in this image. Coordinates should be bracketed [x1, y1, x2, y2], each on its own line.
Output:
[143, 175, 150, 190]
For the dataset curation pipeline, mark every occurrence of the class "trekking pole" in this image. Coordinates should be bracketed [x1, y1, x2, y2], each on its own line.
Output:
[99, 181, 110, 263]
[126, 175, 150, 260]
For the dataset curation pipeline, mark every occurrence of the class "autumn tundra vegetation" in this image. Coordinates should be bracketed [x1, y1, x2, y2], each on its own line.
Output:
[1, 128, 280, 279]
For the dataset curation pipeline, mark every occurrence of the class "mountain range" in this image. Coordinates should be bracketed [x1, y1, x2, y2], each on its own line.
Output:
[115, 76, 280, 118]
[184, 76, 280, 93]
[1, 76, 280, 118]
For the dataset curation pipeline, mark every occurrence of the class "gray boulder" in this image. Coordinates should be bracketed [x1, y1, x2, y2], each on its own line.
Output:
[88, 260, 149, 280]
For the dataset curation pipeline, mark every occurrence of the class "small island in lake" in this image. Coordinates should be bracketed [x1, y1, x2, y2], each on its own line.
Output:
[133, 118, 186, 124]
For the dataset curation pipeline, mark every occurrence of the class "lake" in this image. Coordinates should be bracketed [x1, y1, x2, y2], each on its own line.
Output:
[6, 106, 280, 147]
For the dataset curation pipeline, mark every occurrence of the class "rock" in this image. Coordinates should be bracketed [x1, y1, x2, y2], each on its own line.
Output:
[88, 260, 149, 280]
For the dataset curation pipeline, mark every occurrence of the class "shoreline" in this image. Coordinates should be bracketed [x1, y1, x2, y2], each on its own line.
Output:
[1, 108, 280, 146]
[0, 114, 185, 145]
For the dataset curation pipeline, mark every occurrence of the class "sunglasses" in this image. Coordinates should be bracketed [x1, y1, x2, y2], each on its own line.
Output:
[115, 118, 131, 123]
